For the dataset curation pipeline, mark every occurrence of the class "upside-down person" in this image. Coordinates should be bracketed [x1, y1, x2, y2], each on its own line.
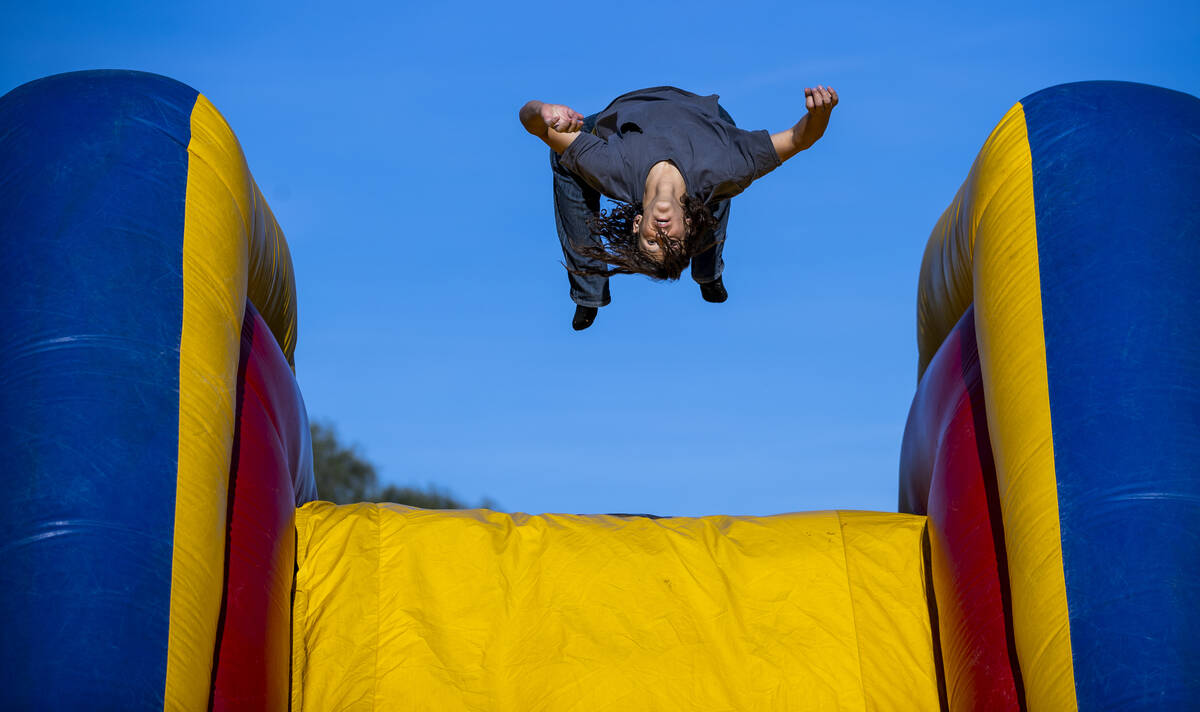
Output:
[519, 84, 838, 330]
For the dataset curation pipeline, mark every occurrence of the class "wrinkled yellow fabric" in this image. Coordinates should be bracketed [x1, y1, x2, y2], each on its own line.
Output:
[292, 504, 939, 711]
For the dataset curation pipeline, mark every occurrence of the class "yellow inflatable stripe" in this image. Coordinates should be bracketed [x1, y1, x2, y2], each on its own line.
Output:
[973, 103, 1077, 711]
[917, 100, 1038, 379]
[292, 504, 938, 711]
[916, 181, 973, 380]
[164, 94, 251, 710]
[246, 180, 299, 365]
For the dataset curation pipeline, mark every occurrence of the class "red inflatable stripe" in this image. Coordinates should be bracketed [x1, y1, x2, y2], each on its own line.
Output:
[209, 305, 305, 711]
[900, 307, 1024, 711]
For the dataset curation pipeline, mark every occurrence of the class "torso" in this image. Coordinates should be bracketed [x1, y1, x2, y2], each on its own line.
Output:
[559, 87, 780, 206]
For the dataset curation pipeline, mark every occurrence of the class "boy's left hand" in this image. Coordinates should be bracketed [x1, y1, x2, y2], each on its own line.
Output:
[805, 85, 838, 122]
[794, 85, 838, 151]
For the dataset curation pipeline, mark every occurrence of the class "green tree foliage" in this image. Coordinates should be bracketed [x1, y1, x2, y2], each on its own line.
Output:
[309, 421, 377, 504]
[310, 421, 497, 509]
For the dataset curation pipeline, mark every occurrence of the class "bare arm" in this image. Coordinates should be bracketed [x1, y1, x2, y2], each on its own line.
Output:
[519, 100, 585, 154]
[770, 85, 839, 163]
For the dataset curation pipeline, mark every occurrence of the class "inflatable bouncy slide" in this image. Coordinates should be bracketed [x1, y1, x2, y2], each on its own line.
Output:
[0, 71, 1196, 710]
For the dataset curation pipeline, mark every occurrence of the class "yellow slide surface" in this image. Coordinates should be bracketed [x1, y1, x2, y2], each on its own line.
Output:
[292, 504, 939, 711]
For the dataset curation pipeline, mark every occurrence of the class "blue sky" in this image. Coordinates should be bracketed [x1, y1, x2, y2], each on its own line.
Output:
[3, 1, 1197, 515]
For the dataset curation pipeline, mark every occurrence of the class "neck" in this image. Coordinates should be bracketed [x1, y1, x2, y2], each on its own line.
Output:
[644, 160, 686, 207]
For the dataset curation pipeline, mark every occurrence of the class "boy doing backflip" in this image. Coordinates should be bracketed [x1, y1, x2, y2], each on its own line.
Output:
[520, 84, 838, 330]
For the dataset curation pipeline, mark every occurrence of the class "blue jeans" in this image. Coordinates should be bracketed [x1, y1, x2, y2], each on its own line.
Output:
[551, 109, 733, 307]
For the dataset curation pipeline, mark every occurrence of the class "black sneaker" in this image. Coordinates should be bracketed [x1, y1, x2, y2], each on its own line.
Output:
[699, 277, 728, 303]
[572, 305, 598, 330]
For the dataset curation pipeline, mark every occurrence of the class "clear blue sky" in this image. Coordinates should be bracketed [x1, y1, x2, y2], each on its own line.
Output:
[3, 1, 1197, 515]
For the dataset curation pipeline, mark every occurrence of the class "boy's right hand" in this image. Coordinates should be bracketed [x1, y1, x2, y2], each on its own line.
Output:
[541, 103, 584, 133]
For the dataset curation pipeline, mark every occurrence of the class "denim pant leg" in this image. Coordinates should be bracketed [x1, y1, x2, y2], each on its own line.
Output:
[691, 102, 737, 284]
[550, 114, 610, 307]
[690, 198, 729, 284]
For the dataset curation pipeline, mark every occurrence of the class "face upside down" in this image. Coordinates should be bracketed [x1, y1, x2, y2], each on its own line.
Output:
[572, 195, 719, 281]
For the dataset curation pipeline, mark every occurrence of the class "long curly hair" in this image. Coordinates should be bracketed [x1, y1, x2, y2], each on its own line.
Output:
[571, 195, 719, 280]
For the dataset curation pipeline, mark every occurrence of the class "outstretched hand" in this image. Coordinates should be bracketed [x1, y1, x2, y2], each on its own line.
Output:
[769, 84, 839, 161]
[805, 85, 838, 118]
[795, 84, 838, 152]
[519, 100, 585, 154]
[541, 103, 585, 133]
